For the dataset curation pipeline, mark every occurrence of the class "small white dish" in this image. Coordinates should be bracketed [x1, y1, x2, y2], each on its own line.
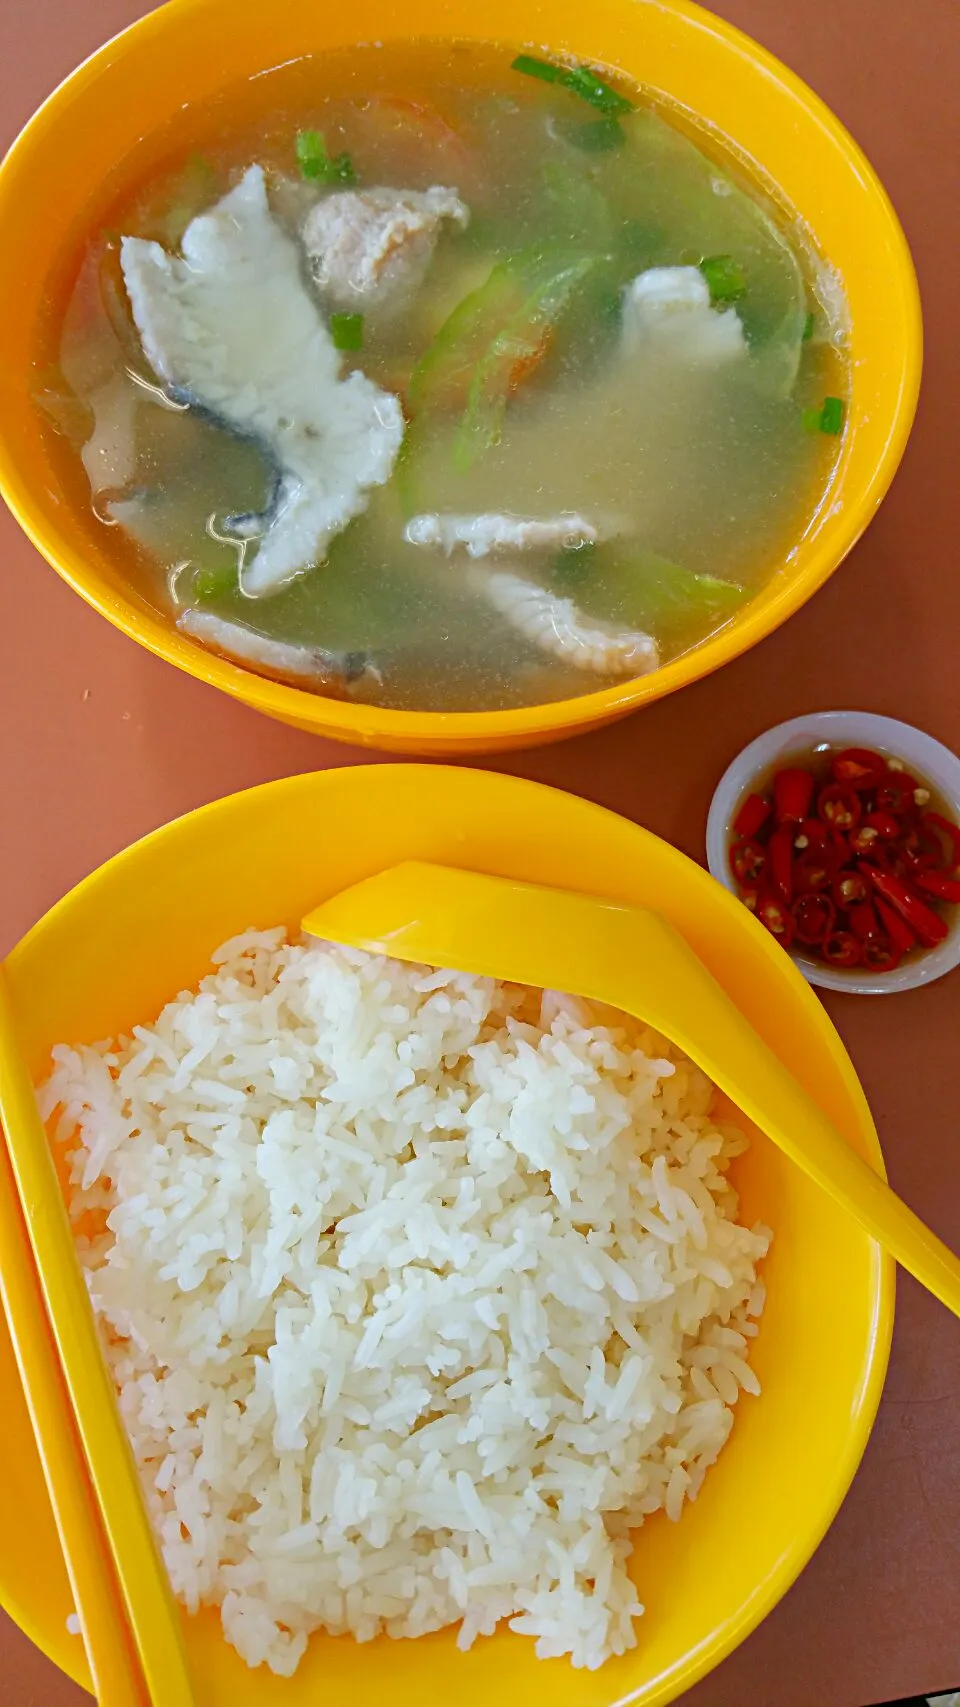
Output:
[706, 711, 960, 995]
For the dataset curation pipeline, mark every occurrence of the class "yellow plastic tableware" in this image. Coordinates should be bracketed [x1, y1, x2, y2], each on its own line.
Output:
[0, 766, 891, 1707]
[0, 973, 155, 1707]
[305, 863, 960, 1317]
[0, 0, 921, 754]
[0, 970, 197, 1707]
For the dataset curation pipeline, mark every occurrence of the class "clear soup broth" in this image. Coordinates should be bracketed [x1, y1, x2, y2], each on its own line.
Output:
[38, 41, 846, 712]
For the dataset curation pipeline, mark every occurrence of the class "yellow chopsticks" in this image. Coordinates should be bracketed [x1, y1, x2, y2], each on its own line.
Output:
[0, 968, 196, 1706]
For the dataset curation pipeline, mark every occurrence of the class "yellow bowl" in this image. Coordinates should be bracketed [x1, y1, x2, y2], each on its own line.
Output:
[0, 0, 921, 754]
[1, 765, 891, 1704]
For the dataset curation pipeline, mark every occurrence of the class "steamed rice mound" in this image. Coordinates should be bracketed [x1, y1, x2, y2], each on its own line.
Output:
[40, 930, 770, 1675]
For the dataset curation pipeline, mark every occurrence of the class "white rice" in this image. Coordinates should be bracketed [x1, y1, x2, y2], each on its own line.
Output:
[39, 930, 771, 1676]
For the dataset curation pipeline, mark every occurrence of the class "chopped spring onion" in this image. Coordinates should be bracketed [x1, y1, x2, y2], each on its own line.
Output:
[330, 312, 364, 352]
[562, 65, 633, 116]
[563, 117, 625, 152]
[698, 254, 746, 304]
[803, 395, 846, 434]
[511, 53, 633, 116]
[819, 395, 845, 434]
[511, 53, 567, 85]
[802, 310, 815, 341]
[296, 129, 355, 185]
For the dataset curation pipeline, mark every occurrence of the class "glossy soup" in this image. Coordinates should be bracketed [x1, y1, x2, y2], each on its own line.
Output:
[38, 42, 846, 712]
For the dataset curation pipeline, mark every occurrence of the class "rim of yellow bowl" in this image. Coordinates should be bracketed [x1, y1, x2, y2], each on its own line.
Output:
[0, 0, 922, 753]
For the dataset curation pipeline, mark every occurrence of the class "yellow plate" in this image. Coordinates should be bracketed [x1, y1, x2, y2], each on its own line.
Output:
[1, 765, 892, 1705]
[0, 0, 921, 755]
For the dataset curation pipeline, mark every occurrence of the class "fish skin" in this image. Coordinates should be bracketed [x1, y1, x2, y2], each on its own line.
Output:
[176, 608, 380, 694]
[120, 166, 404, 595]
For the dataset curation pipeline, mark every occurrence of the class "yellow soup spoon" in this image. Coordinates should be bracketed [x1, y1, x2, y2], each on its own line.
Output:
[304, 862, 960, 1319]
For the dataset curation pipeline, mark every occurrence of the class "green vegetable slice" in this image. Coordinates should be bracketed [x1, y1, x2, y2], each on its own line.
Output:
[553, 542, 598, 588]
[408, 263, 524, 417]
[402, 248, 601, 498]
[554, 547, 746, 639]
[409, 249, 595, 415]
[295, 129, 356, 185]
[193, 558, 240, 601]
[453, 252, 598, 468]
[625, 557, 746, 630]
[540, 163, 615, 249]
[562, 117, 626, 152]
[330, 312, 364, 352]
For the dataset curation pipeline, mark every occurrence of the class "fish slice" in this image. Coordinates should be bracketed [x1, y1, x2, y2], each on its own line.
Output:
[303, 862, 960, 1319]
[0, 967, 197, 1705]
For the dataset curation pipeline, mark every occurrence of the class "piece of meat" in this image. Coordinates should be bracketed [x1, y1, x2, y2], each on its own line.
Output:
[176, 609, 380, 694]
[301, 186, 470, 316]
[120, 166, 404, 595]
[620, 267, 746, 365]
[469, 569, 659, 677]
[404, 512, 603, 558]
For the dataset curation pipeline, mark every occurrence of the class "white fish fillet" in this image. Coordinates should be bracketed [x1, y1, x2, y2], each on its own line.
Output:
[120, 166, 404, 595]
[404, 512, 602, 558]
[470, 569, 659, 677]
[177, 609, 379, 693]
[302, 186, 469, 316]
[620, 267, 746, 365]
